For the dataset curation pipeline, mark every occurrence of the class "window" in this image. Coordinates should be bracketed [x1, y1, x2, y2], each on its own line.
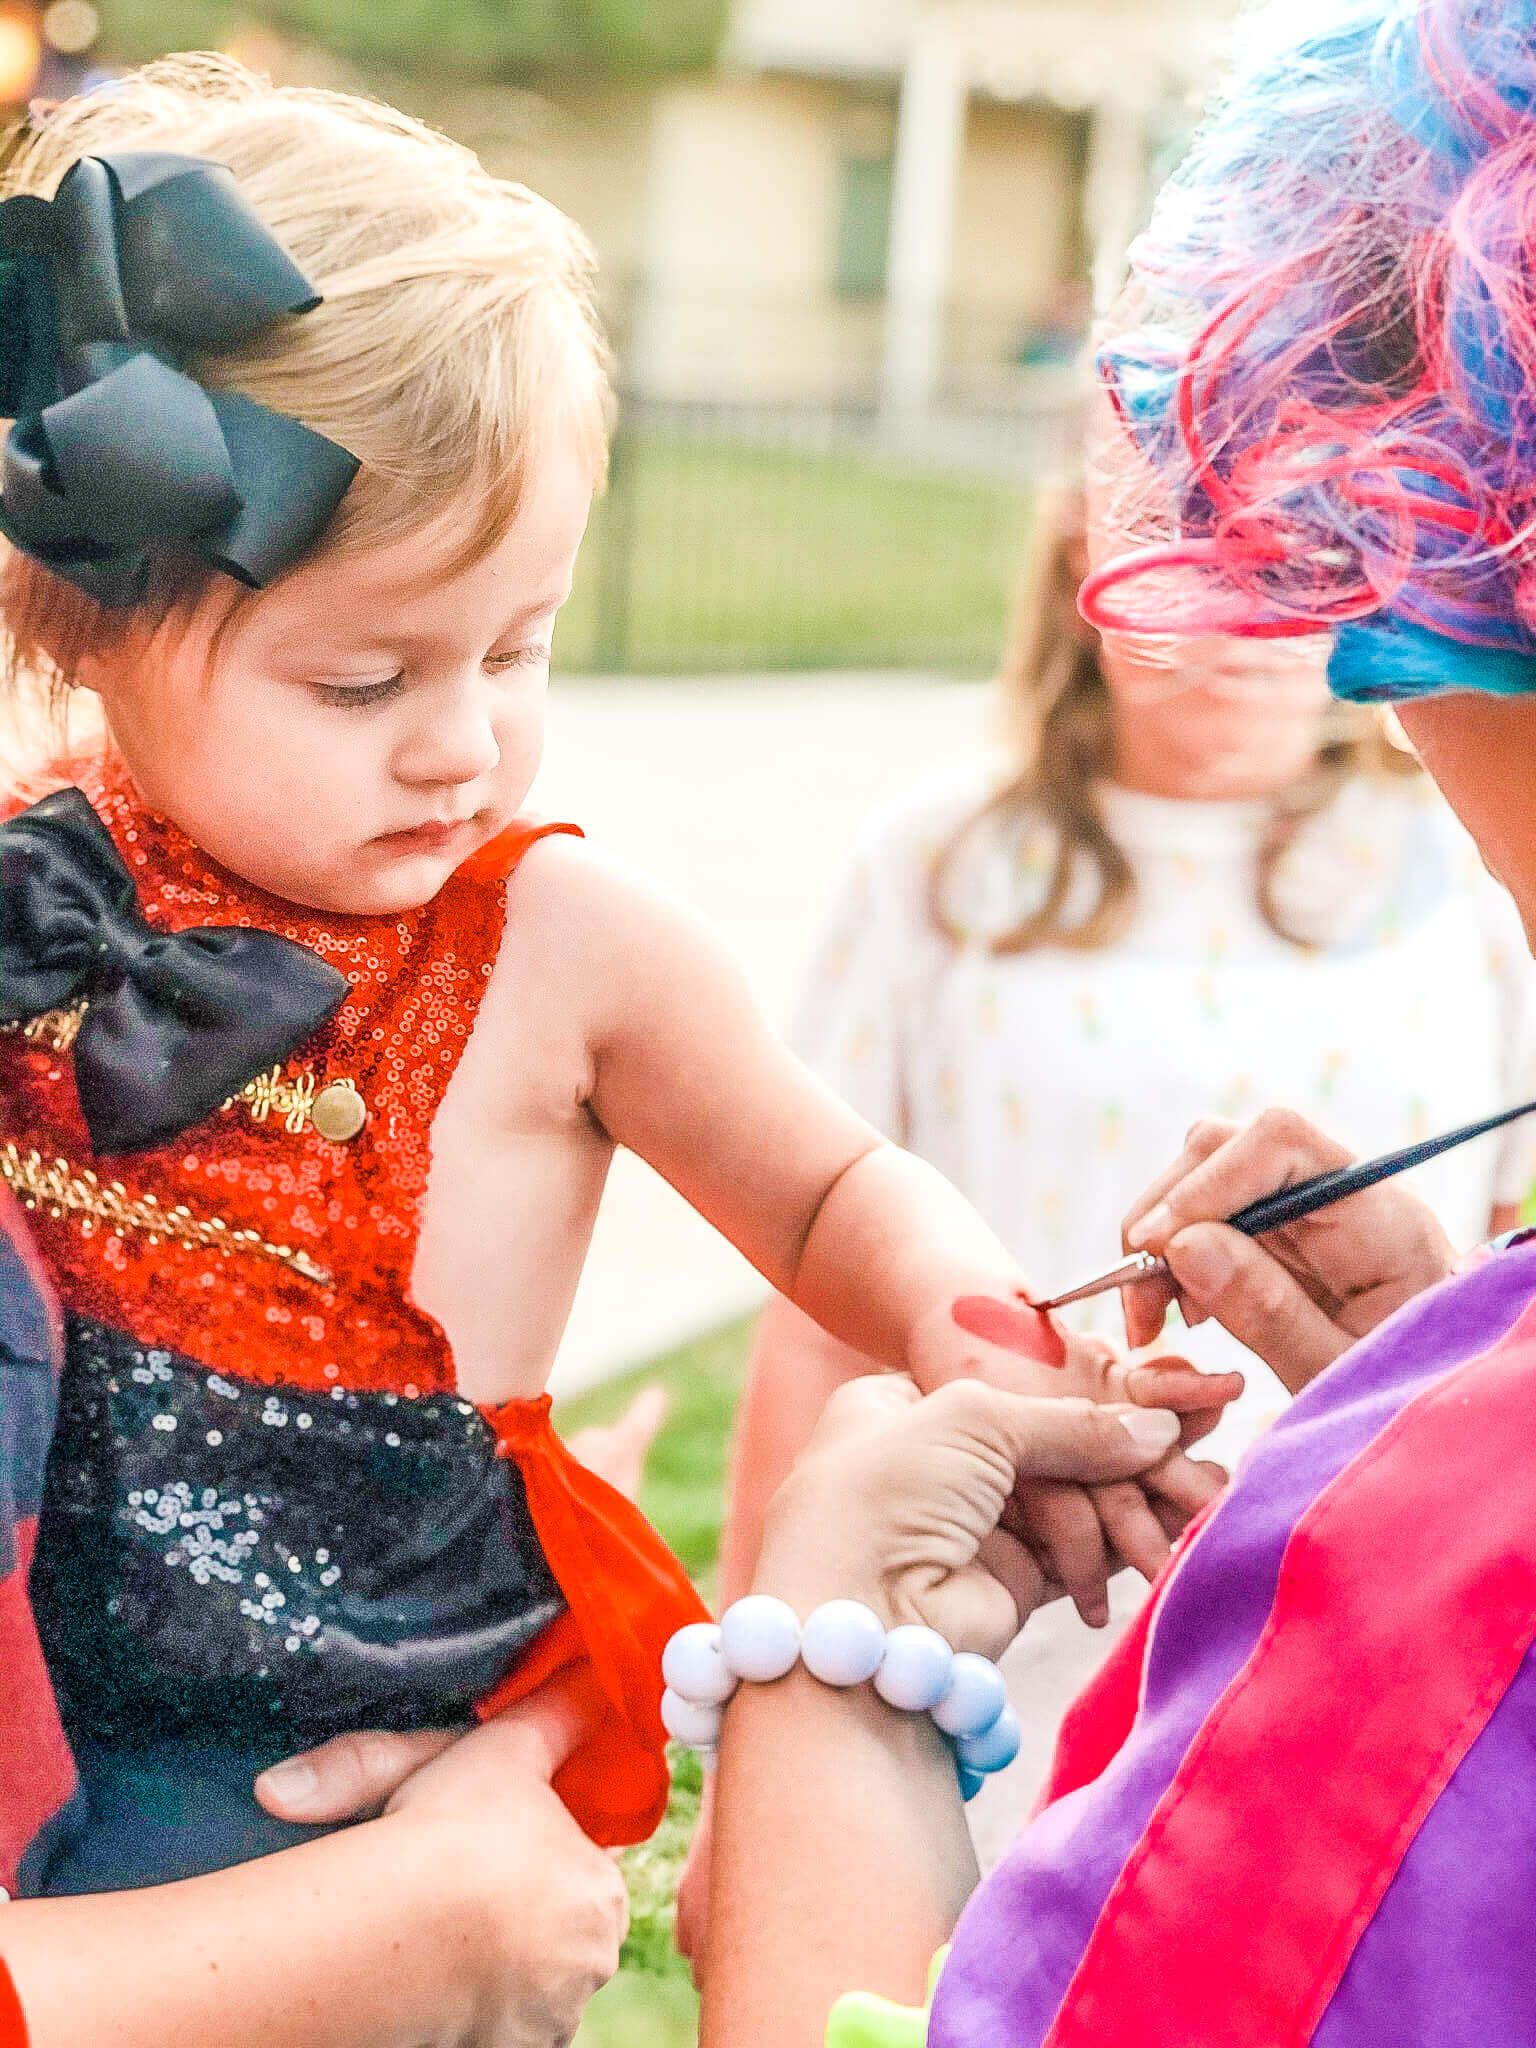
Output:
[835, 154, 894, 299]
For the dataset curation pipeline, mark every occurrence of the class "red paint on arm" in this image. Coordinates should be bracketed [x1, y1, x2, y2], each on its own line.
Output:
[951, 1294, 1067, 1367]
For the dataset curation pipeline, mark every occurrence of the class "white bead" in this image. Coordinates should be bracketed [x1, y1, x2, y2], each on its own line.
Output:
[719, 1595, 802, 1682]
[956, 1703, 1021, 1776]
[801, 1600, 887, 1687]
[931, 1652, 1008, 1739]
[662, 1623, 738, 1705]
[660, 1688, 723, 1748]
[874, 1625, 955, 1711]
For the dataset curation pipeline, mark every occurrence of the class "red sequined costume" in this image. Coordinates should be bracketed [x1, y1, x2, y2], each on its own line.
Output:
[0, 757, 708, 1853]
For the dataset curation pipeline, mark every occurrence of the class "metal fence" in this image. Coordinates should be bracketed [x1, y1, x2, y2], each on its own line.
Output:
[556, 387, 1077, 678]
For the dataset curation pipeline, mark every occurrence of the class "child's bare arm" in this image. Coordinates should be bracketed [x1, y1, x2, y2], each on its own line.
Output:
[534, 845, 1235, 1606]
[562, 843, 1232, 1399]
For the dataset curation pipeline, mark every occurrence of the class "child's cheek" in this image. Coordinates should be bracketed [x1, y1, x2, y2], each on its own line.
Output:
[951, 1294, 1067, 1368]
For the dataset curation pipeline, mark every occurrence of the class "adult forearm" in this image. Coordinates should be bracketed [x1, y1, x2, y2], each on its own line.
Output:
[1, 1815, 490, 2048]
[787, 1143, 1026, 1372]
[700, 1669, 976, 2048]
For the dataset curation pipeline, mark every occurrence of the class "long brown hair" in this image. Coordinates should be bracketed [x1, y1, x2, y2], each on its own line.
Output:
[928, 487, 1418, 953]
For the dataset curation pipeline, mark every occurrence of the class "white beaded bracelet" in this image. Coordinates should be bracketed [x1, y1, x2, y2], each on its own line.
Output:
[661, 1598, 1021, 1800]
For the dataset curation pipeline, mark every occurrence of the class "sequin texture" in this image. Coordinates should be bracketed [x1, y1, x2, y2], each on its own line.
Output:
[33, 1317, 566, 1748]
[2, 764, 711, 1851]
[0, 757, 511, 1395]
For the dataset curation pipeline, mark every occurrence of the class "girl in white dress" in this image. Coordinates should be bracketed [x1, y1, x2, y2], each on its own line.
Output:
[680, 485, 1536, 1927]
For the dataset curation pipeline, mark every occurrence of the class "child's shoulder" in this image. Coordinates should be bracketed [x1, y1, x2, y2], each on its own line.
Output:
[492, 824, 730, 992]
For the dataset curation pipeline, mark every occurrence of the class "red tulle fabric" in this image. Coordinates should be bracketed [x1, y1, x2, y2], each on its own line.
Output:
[0, 1962, 27, 2048]
[0, 759, 707, 1845]
[478, 1394, 708, 1845]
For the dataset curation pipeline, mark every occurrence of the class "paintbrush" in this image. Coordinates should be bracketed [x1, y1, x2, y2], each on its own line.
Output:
[1032, 1097, 1536, 1312]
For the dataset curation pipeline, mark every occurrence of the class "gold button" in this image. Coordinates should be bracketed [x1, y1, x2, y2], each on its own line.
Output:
[310, 1080, 367, 1143]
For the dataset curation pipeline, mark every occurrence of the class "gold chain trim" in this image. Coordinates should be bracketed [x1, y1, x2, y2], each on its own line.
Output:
[4, 1027, 354, 1142]
[0, 1002, 89, 1053]
[226, 1065, 318, 1134]
[0, 1143, 333, 1287]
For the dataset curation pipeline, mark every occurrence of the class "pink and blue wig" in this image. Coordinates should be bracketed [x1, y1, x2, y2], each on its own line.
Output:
[1087, 0, 1536, 699]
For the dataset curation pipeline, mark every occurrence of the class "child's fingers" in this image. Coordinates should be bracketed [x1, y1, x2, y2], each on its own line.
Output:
[1089, 1479, 1172, 1582]
[1118, 1360, 1246, 1412]
[1121, 1360, 1245, 1446]
[1015, 1478, 1111, 1628]
[975, 1526, 1051, 1632]
[1150, 1495, 1195, 1545]
[1172, 1402, 1230, 1449]
[1144, 1451, 1228, 1519]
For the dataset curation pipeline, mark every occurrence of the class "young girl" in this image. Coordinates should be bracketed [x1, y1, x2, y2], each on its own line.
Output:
[0, 58, 1228, 1896]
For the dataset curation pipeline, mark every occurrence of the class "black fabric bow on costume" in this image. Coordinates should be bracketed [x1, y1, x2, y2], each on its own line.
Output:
[0, 789, 348, 1155]
[0, 150, 358, 603]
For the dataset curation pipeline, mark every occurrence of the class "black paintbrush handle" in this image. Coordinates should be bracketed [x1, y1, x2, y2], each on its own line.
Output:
[1227, 1097, 1536, 1238]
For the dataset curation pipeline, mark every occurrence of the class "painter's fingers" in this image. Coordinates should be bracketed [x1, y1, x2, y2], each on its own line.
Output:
[1162, 1222, 1359, 1393]
[1119, 1118, 1244, 1346]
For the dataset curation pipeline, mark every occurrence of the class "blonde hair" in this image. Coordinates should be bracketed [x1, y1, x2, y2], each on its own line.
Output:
[0, 52, 611, 707]
[928, 486, 1418, 954]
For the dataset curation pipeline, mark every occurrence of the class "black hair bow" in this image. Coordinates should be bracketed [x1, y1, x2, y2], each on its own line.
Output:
[0, 151, 359, 605]
[0, 788, 348, 1155]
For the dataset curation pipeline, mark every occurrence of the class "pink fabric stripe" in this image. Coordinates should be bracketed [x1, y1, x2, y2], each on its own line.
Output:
[1044, 1295, 1536, 2048]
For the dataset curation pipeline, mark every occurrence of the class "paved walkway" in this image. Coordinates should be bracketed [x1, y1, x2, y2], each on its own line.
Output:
[535, 672, 990, 1394]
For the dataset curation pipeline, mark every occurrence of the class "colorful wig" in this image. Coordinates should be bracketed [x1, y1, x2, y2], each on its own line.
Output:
[1085, 0, 1536, 698]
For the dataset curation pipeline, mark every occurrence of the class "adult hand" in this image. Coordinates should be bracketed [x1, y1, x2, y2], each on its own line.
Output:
[7, 1725, 626, 2048]
[255, 1714, 625, 2048]
[754, 1374, 1183, 1658]
[905, 1306, 1237, 1621]
[257, 1381, 669, 1826]
[385, 1722, 630, 2048]
[1121, 1109, 1458, 1394]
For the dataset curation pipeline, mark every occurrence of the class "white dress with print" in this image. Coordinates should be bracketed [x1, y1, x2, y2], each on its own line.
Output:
[791, 768, 1536, 1860]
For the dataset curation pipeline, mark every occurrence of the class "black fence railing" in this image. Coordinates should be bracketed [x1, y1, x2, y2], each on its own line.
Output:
[556, 393, 1073, 676]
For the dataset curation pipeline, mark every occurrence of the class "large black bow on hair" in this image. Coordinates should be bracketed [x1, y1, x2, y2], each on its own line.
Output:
[0, 789, 348, 1156]
[0, 151, 358, 605]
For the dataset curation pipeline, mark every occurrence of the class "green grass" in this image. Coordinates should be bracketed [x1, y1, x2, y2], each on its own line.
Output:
[555, 1315, 755, 2046]
[555, 1311, 756, 1597]
[575, 1969, 704, 2048]
[556, 430, 1032, 676]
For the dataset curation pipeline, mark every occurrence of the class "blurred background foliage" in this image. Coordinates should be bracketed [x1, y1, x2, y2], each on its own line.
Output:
[99, 0, 731, 77]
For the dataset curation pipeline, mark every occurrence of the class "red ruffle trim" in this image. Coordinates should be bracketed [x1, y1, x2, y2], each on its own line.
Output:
[474, 1395, 709, 1847]
[0, 1963, 27, 2048]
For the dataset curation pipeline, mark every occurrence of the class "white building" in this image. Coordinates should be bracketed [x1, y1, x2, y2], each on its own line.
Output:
[466, 0, 1240, 410]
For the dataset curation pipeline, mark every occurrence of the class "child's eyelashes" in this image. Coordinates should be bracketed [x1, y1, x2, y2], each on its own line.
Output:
[306, 646, 549, 708]
[309, 673, 405, 710]
[487, 644, 553, 673]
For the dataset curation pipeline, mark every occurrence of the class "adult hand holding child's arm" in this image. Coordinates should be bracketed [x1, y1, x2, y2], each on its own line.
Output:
[4, 1719, 626, 2048]
[699, 1375, 1184, 2048]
